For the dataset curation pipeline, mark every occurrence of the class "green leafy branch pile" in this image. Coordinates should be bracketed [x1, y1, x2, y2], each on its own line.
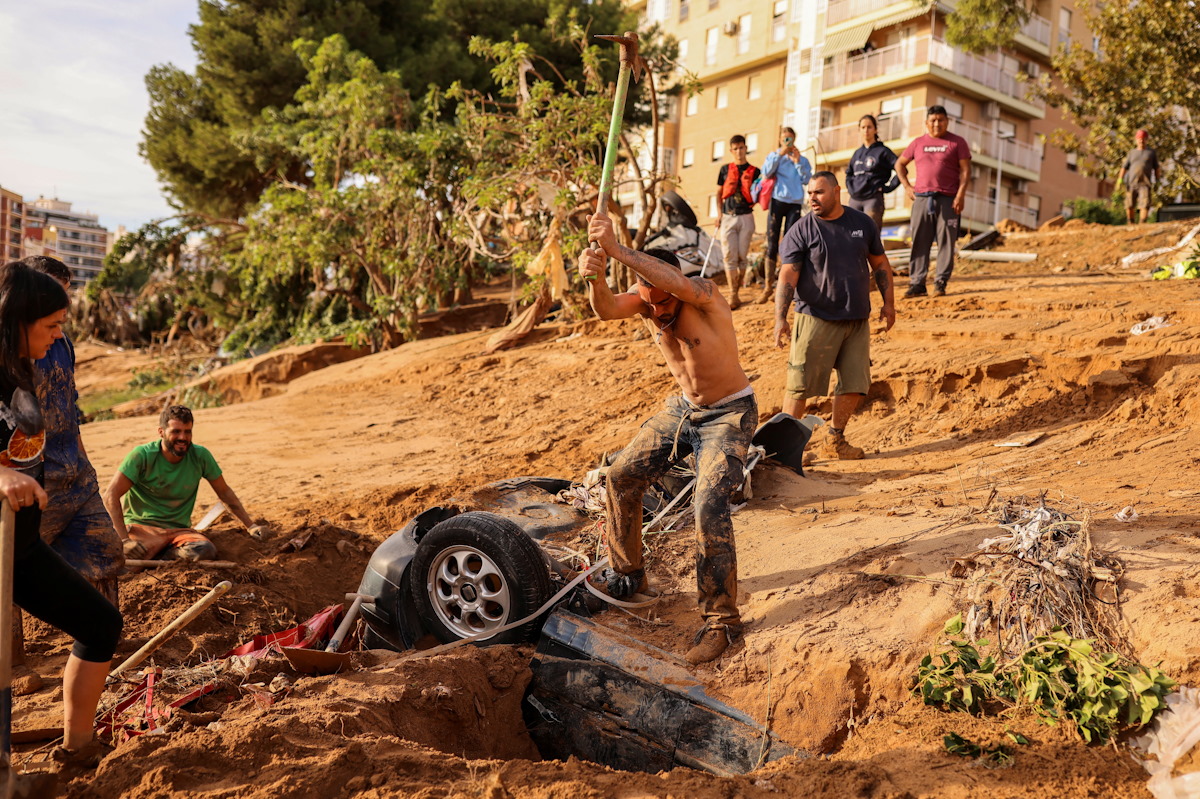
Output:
[917, 615, 1175, 743]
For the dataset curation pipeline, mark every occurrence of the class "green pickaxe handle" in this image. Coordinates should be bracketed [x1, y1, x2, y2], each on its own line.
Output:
[588, 32, 642, 280]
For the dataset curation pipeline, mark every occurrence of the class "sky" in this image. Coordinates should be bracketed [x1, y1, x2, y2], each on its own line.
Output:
[0, 1, 199, 233]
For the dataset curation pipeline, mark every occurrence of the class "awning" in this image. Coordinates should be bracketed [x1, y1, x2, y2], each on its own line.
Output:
[871, 3, 934, 30]
[822, 20, 876, 56]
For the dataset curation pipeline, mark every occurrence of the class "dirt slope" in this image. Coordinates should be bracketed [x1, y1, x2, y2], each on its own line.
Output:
[14, 219, 1200, 798]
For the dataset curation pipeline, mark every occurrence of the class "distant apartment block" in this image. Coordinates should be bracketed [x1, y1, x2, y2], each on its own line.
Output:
[23, 196, 110, 286]
[632, 0, 1109, 234]
[0, 187, 25, 262]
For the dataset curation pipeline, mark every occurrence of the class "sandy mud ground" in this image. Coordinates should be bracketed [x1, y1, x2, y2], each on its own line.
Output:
[12, 220, 1200, 798]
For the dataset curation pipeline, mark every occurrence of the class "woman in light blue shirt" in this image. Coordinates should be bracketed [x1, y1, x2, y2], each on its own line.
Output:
[759, 126, 812, 303]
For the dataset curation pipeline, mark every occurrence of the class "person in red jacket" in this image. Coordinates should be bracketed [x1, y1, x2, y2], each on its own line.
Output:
[714, 135, 759, 309]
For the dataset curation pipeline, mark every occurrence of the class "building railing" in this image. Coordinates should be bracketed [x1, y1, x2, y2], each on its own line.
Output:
[822, 35, 1045, 110]
[963, 192, 1038, 227]
[816, 109, 1041, 175]
[1020, 13, 1051, 47]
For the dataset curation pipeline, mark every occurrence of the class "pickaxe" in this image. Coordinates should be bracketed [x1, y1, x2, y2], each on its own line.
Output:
[587, 31, 645, 277]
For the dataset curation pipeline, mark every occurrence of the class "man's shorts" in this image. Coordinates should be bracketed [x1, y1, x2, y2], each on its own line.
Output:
[786, 313, 871, 400]
[1125, 184, 1152, 212]
[127, 524, 218, 561]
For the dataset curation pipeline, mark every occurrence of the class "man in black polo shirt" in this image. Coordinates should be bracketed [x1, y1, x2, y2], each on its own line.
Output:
[773, 171, 896, 463]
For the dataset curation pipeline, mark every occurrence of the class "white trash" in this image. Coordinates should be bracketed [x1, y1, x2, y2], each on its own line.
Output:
[1133, 686, 1200, 799]
[1131, 316, 1172, 335]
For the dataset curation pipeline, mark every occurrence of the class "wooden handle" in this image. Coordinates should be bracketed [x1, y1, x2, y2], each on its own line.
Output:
[325, 596, 365, 654]
[110, 580, 233, 678]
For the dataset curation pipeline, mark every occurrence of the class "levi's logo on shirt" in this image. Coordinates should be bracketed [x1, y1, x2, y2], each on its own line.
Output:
[924, 144, 950, 153]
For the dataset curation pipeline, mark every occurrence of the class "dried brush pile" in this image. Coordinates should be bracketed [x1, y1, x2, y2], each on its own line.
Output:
[949, 496, 1130, 659]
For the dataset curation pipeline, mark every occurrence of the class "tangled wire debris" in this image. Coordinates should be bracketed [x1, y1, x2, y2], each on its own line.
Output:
[950, 497, 1129, 659]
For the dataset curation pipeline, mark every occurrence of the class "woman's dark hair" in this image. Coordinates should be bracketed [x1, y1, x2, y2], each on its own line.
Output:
[859, 114, 880, 142]
[0, 261, 69, 391]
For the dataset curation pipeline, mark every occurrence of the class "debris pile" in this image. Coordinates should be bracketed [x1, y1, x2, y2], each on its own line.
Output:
[950, 498, 1128, 658]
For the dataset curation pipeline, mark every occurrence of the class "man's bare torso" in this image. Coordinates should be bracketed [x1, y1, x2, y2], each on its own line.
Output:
[642, 282, 750, 406]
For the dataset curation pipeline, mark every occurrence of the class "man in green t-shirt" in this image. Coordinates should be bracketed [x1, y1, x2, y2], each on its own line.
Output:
[102, 405, 268, 562]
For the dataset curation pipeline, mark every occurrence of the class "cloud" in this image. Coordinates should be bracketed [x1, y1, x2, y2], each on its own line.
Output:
[0, 1, 198, 231]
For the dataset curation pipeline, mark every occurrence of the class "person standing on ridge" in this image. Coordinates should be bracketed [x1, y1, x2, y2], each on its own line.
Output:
[714, 134, 759, 309]
[894, 106, 971, 298]
[845, 115, 901, 232]
[758, 126, 812, 304]
[1116, 129, 1160, 224]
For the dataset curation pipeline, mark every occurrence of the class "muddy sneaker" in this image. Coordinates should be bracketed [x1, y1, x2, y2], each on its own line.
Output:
[51, 739, 112, 771]
[817, 427, 865, 460]
[903, 285, 927, 298]
[931, 282, 946, 297]
[685, 624, 738, 665]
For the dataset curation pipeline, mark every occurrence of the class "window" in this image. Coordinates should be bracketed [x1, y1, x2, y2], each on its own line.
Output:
[1092, 35, 1101, 53]
[748, 74, 762, 100]
[997, 119, 1016, 138]
[683, 147, 696, 167]
[746, 133, 759, 152]
[737, 14, 752, 55]
[712, 139, 726, 160]
[1066, 151, 1078, 172]
[1029, 195, 1041, 218]
[772, 0, 788, 42]
[705, 27, 719, 65]
[686, 94, 699, 116]
[679, 0, 689, 22]
[880, 97, 904, 116]
[819, 108, 835, 129]
[936, 96, 964, 119]
[716, 85, 729, 109]
[678, 39, 688, 64]
[708, 195, 719, 217]
[1058, 7, 1072, 44]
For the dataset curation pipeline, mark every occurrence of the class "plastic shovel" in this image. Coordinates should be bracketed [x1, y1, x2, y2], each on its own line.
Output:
[282, 594, 367, 675]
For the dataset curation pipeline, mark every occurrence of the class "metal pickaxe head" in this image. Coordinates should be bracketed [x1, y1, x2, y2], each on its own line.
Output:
[595, 31, 644, 83]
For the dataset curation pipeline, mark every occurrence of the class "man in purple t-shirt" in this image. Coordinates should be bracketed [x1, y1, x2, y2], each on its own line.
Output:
[895, 106, 971, 298]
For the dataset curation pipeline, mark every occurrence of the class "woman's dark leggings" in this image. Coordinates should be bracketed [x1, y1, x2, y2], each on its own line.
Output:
[14, 535, 123, 663]
[766, 198, 805, 259]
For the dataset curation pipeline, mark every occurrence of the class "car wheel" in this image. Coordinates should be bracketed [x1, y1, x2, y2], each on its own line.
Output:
[409, 512, 553, 645]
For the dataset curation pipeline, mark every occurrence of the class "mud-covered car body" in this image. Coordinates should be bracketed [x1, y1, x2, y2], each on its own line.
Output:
[356, 477, 590, 651]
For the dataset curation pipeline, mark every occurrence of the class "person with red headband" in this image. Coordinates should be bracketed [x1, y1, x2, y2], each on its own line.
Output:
[1116, 130, 1160, 224]
[578, 213, 756, 665]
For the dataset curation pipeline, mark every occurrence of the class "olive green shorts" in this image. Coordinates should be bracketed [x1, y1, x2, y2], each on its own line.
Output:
[785, 313, 871, 400]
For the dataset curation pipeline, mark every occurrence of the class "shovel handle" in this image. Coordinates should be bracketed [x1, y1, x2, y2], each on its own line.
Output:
[325, 596, 365, 654]
[1, 503, 15, 759]
[110, 580, 232, 679]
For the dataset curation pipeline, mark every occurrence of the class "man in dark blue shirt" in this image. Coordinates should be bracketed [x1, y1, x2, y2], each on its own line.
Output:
[773, 172, 896, 463]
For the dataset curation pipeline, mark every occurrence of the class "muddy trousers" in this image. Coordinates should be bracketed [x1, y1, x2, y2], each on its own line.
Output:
[908, 193, 959, 289]
[604, 394, 758, 629]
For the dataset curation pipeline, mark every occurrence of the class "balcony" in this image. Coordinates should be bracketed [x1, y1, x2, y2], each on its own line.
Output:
[963, 192, 1038, 228]
[1018, 13, 1051, 49]
[822, 36, 1045, 114]
[816, 109, 1041, 176]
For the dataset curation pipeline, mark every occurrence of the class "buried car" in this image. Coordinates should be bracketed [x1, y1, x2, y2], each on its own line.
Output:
[355, 477, 603, 651]
[356, 415, 818, 652]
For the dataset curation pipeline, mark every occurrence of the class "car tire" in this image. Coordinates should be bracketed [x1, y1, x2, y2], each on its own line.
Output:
[409, 512, 553, 645]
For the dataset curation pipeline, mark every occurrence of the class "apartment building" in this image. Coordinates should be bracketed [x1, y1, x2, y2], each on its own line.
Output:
[23, 196, 109, 286]
[637, 0, 1108, 234]
[0, 186, 26, 262]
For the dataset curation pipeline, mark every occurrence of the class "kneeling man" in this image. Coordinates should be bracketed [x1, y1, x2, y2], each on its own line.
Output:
[579, 213, 757, 665]
[103, 405, 267, 561]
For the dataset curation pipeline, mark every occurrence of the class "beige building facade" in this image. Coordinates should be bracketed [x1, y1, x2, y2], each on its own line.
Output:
[635, 0, 1108, 235]
[0, 186, 26, 262]
[24, 196, 109, 286]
